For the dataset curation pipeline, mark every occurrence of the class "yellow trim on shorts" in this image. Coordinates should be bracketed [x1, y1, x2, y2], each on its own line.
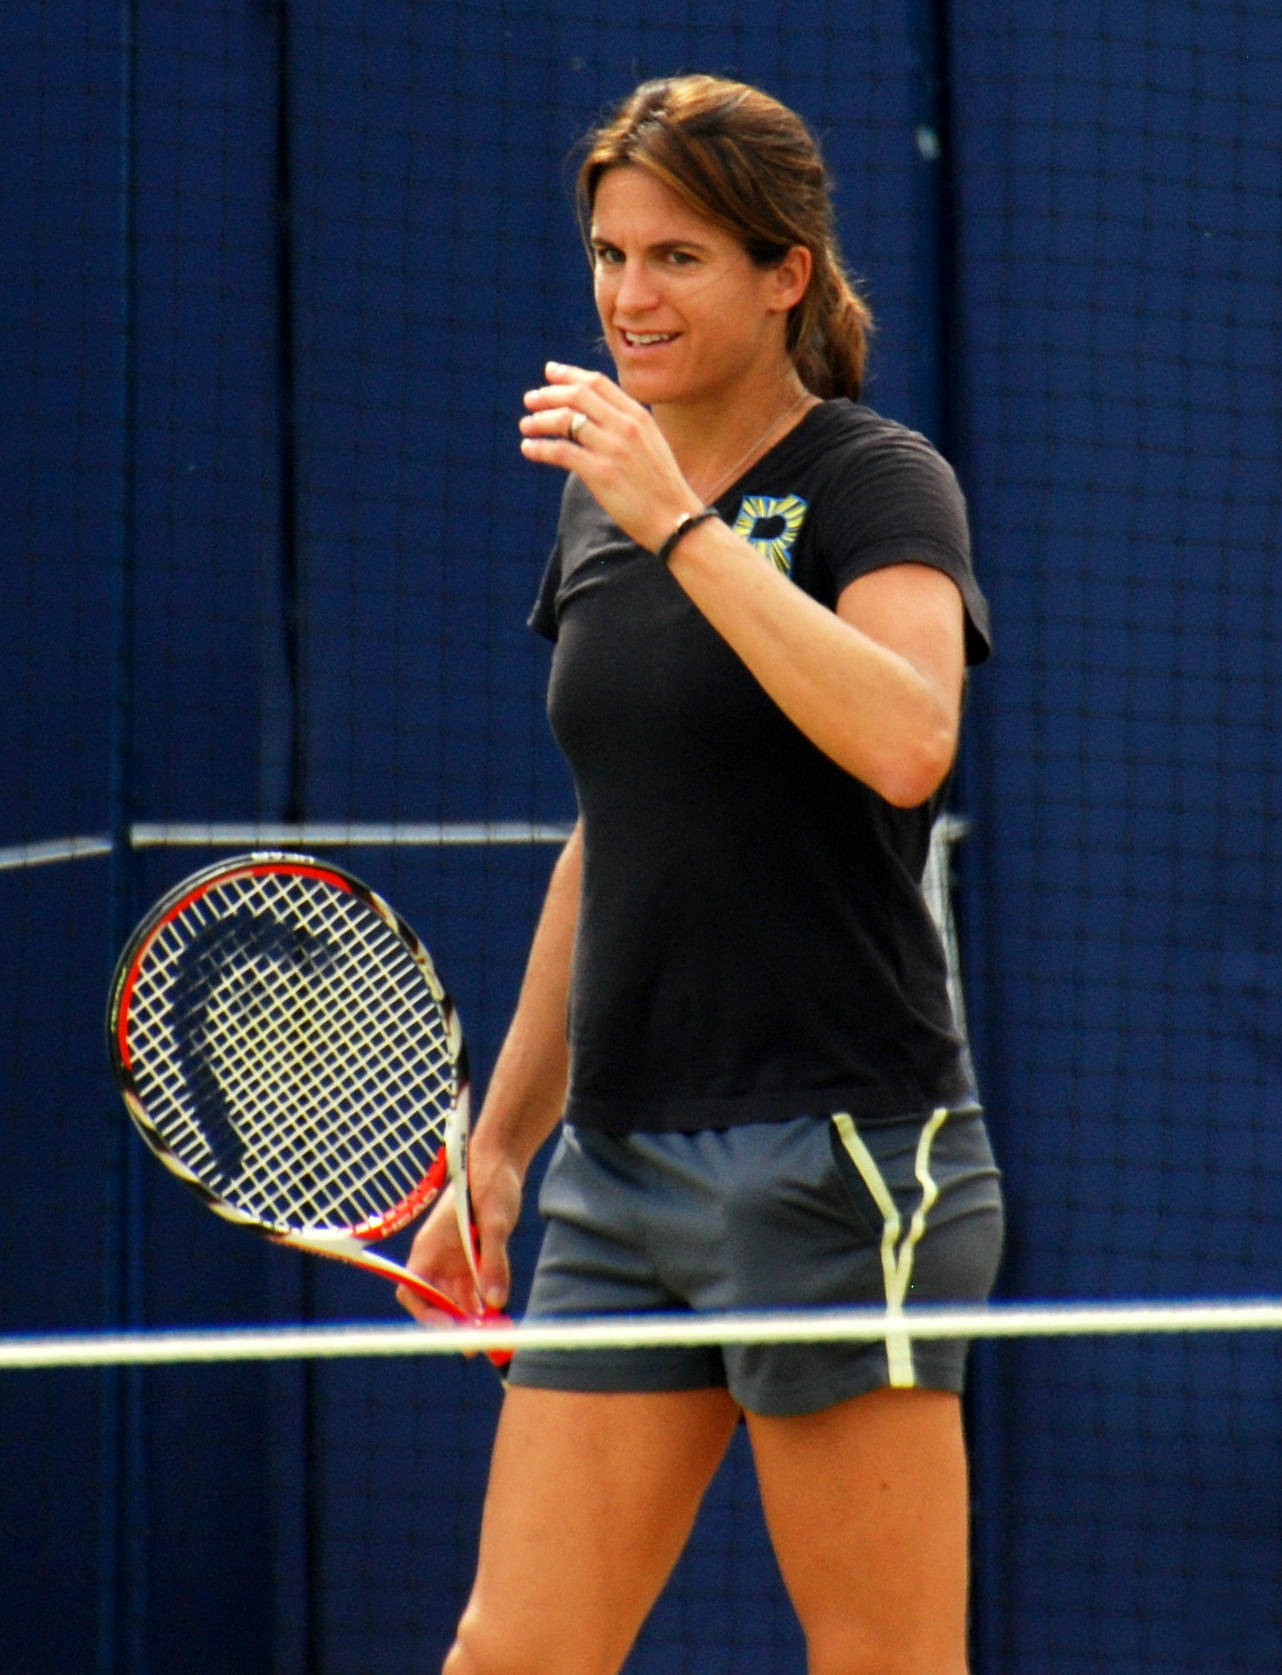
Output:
[830, 1107, 950, 1388]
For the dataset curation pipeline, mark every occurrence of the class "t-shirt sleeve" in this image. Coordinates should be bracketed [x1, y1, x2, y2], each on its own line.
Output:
[817, 425, 991, 665]
[528, 540, 562, 642]
[529, 476, 596, 643]
[528, 481, 576, 643]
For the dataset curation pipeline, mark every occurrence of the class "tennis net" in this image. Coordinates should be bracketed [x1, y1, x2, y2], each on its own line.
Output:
[3, 1300, 1281, 1675]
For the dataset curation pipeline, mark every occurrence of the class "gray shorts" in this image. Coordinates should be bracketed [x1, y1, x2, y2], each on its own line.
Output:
[507, 1106, 1004, 1417]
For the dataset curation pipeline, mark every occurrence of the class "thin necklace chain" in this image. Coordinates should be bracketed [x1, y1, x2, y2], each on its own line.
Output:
[691, 386, 815, 507]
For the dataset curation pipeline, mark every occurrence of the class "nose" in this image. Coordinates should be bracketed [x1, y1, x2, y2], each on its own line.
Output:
[609, 257, 660, 315]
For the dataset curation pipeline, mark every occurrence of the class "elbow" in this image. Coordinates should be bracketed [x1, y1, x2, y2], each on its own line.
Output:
[867, 720, 958, 809]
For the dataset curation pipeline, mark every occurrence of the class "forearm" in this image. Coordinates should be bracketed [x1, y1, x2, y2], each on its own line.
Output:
[472, 821, 581, 1175]
[666, 520, 962, 807]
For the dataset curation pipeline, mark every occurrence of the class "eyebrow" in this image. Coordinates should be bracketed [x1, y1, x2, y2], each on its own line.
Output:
[589, 233, 715, 257]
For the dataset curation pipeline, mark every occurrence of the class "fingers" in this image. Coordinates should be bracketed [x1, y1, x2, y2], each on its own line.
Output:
[397, 1187, 484, 1323]
[519, 360, 693, 552]
[406, 1164, 519, 1312]
[520, 361, 633, 443]
[519, 406, 589, 451]
[477, 1233, 511, 1314]
[395, 1277, 473, 1327]
[518, 367, 646, 476]
[472, 1161, 523, 1312]
[539, 360, 627, 409]
[394, 1271, 471, 1325]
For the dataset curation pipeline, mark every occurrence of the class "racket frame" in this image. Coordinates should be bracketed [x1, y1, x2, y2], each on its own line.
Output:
[106, 852, 490, 1328]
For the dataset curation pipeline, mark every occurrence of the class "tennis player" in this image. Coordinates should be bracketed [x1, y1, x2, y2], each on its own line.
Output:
[401, 74, 1004, 1675]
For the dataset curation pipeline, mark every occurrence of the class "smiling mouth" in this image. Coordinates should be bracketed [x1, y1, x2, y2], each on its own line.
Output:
[619, 330, 679, 348]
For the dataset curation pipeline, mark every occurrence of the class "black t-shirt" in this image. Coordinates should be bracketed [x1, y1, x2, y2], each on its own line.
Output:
[529, 399, 991, 1135]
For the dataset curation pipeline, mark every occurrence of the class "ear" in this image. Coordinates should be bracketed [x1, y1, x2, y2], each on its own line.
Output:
[767, 245, 813, 314]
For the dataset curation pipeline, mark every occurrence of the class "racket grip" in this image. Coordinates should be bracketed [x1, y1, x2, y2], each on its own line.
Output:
[477, 1305, 514, 1371]
[396, 1268, 512, 1369]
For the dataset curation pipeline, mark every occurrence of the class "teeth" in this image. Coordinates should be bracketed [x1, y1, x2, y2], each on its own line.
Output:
[623, 331, 675, 346]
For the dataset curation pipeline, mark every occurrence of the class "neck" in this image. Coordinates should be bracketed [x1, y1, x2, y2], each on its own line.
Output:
[661, 375, 816, 505]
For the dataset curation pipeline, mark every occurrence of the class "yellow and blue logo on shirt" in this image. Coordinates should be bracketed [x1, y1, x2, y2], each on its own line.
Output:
[731, 494, 809, 575]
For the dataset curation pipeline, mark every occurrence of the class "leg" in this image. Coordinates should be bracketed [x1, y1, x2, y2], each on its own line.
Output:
[445, 1383, 741, 1675]
[746, 1388, 971, 1675]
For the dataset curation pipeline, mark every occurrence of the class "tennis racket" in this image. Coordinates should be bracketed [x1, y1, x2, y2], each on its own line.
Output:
[106, 851, 509, 1362]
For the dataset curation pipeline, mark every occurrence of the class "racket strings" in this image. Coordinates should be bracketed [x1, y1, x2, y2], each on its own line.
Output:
[142, 934, 448, 1226]
[122, 868, 460, 1235]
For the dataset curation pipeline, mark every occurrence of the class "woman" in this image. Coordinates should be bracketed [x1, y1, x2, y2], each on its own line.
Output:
[400, 74, 1003, 1675]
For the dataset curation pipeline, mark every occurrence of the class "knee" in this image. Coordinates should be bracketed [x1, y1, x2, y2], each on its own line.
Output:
[444, 1617, 626, 1675]
[442, 1622, 547, 1675]
[442, 1633, 487, 1675]
[443, 1630, 514, 1675]
[442, 1625, 494, 1675]
[811, 1658, 966, 1675]
[807, 1633, 968, 1675]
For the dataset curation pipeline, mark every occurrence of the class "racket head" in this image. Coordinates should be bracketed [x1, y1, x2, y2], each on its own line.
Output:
[107, 852, 471, 1249]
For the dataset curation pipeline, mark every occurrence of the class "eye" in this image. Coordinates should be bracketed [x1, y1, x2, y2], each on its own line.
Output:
[592, 242, 624, 268]
[665, 248, 700, 268]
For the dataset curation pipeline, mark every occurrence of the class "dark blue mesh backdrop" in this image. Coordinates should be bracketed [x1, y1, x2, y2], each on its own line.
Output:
[2, 2, 1280, 1671]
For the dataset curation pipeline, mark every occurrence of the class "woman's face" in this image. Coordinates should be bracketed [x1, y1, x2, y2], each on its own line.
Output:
[589, 165, 807, 412]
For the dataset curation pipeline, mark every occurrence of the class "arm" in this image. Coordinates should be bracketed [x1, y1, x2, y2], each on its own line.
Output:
[664, 531, 964, 807]
[398, 821, 582, 1321]
[520, 366, 966, 808]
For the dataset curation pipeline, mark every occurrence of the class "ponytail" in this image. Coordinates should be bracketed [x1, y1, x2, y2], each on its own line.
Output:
[791, 253, 874, 402]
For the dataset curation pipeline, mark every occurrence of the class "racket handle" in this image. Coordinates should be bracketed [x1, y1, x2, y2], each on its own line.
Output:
[285, 1232, 512, 1369]
[476, 1304, 515, 1370]
[397, 1270, 514, 1369]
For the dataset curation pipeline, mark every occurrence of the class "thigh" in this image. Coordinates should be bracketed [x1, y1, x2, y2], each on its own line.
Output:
[746, 1388, 971, 1675]
[506, 1127, 727, 1395]
[449, 1384, 741, 1675]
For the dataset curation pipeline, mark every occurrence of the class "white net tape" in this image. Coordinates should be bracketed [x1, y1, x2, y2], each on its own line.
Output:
[3, 1298, 1281, 1369]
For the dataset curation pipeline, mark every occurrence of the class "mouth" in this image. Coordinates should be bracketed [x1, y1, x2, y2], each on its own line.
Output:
[618, 329, 679, 350]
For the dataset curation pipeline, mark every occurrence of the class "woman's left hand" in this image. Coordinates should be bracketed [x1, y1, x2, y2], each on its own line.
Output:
[519, 362, 702, 552]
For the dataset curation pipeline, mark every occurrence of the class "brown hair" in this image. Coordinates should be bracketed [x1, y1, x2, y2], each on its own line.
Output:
[576, 75, 873, 401]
